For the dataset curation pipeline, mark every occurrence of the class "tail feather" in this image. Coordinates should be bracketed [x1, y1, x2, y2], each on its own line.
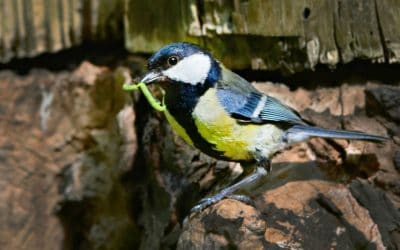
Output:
[287, 125, 388, 143]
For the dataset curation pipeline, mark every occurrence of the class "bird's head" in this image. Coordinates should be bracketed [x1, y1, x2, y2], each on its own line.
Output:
[140, 42, 220, 88]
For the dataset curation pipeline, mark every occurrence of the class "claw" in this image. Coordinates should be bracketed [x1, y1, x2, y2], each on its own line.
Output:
[227, 194, 255, 207]
[190, 165, 269, 215]
[190, 194, 224, 214]
[190, 194, 256, 214]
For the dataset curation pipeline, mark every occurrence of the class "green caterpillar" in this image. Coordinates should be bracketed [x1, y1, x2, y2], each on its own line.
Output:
[123, 82, 166, 112]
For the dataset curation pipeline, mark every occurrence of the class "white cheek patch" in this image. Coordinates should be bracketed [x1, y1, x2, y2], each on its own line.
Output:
[163, 53, 211, 85]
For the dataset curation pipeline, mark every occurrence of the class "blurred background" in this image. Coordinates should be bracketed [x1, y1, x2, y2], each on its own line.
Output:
[0, 0, 399, 249]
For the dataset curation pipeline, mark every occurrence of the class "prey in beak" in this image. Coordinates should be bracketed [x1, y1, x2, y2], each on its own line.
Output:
[122, 70, 167, 112]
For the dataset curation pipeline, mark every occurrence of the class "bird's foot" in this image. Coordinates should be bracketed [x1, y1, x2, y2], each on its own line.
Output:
[190, 193, 225, 214]
[190, 166, 268, 214]
[227, 194, 255, 207]
[190, 193, 254, 214]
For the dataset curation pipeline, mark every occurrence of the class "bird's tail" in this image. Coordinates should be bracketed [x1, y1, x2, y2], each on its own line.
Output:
[287, 125, 388, 143]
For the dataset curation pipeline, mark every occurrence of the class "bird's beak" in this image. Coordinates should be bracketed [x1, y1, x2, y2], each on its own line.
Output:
[140, 70, 165, 84]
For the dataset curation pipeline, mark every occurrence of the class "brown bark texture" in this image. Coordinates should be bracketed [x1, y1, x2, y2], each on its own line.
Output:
[1, 59, 400, 249]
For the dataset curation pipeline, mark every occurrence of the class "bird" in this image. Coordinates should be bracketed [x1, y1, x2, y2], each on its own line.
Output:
[138, 42, 387, 213]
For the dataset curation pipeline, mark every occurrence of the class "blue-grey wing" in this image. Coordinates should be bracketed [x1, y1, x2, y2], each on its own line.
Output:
[258, 95, 305, 124]
[216, 67, 306, 125]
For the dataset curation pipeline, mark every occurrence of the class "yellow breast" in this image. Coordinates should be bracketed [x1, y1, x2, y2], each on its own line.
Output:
[192, 88, 284, 161]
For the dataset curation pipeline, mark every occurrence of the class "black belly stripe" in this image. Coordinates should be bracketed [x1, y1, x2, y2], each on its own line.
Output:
[163, 82, 230, 160]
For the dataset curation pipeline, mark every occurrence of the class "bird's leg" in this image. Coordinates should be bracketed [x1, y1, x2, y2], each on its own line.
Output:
[225, 194, 255, 207]
[190, 159, 270, 214]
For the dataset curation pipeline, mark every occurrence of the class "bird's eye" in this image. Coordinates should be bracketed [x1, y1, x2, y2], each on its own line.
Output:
[167, 56, 178, 66]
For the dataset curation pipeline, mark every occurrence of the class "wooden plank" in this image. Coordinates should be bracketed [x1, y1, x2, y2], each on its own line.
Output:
[125, 0, 196, 53]
[190, 0, 304, 36]
[31, 0, 46, 54]
[96, 0, 124, 40]
[244, 0, 303, 36]
[331, 0, 355, 63]
[1, 0, 400, 70]
[0, 0, 124, 63]
[330, 0, 384, 63]
[376, 0, 400, 63]
[14, 0, 25, 57]
[69, 0, 83, 45]
[346, 0, 384, 61]
[302, 0, 339, 67]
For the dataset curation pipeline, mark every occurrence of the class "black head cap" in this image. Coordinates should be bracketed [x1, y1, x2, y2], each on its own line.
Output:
[148, 42, 209, 70]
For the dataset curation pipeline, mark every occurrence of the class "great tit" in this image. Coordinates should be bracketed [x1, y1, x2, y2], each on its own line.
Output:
[139, 42, 387, 213]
